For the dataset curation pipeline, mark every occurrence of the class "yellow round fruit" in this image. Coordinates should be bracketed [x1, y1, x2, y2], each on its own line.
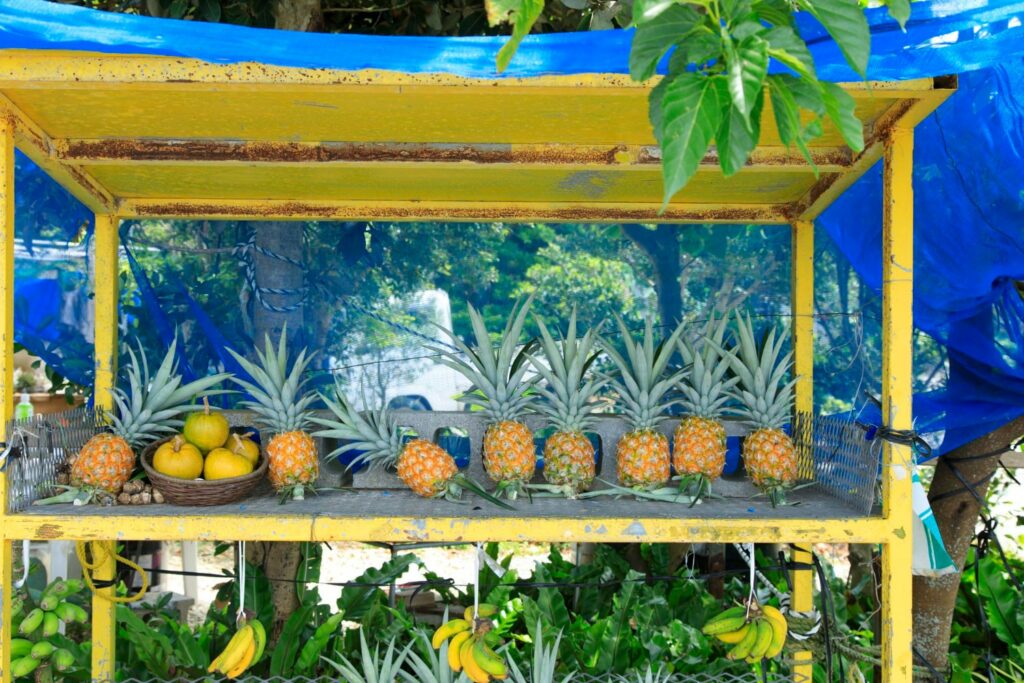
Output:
[152, 435, 204, 480]
[203, 448, 254, 480]
[183, 397, 230, 453]
[227, 432, 260, 466]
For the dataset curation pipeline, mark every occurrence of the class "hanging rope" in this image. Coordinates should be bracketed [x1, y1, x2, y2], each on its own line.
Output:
[75, 541, 149, 603]
[237, 540, 247, 625]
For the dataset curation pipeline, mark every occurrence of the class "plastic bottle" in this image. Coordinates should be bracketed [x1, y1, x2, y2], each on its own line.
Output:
[15, 393, 33, 421]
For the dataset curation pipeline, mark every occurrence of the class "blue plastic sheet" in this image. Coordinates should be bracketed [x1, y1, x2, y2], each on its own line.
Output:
[3, 0, 1024, 455]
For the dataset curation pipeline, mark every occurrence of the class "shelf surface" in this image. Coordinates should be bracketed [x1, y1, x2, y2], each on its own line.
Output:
[4, 483, 897, 544]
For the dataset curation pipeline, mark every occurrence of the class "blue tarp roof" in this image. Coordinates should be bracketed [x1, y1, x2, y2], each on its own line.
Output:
[2, 0, 1023, 454]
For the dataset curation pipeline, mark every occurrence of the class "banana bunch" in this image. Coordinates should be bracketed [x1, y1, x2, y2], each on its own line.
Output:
[12, 579, 87, 677]
[431, 604, 508, 682]
[701, 604, 788, 663]
[208, 620, 267, 679]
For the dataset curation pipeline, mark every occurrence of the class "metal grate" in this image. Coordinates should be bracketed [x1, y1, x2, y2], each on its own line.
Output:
[806, 413, 882, 515]
[2, 407, 103, 512]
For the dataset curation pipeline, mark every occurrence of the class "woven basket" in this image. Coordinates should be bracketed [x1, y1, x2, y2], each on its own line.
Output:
[140, 437, 268, 506]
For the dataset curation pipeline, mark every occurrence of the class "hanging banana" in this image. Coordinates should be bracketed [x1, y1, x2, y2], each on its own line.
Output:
[701, 599, 790, 664]
[431, 604, 508, 682]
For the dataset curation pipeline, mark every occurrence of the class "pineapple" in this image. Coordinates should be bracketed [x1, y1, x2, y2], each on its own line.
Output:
[603, 316, 687, 490]
[673, 312, 738, 500]
[724, 312, 799, 506]
[435, 299, 537, 499]
[227, 329, 319, 501]
[312, 386, 511, 508]
[528, 310, 605, 497]
[58, 340, 227, 502]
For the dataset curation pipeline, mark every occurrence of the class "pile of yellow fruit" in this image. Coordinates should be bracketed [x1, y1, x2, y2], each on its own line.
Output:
[152, 399, 260, 481]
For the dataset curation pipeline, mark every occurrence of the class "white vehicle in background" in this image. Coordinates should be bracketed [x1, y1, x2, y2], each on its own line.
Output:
[330, 289, 471, 412]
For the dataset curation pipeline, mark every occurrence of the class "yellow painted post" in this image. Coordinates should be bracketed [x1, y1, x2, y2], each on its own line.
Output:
[790, 219, 814, 682]
[0, 112, 15, 683]
[91, 214, 120, 682]
[880, 127, 915, 683]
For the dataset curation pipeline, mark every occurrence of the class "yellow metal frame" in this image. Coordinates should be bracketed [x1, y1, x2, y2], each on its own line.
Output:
[0, 50, 949, 683]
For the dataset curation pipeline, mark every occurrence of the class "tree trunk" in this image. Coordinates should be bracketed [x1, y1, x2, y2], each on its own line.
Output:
[911, 413, 1024, 673]
[622, 224, 683, 326]
[245, 221, 307, 645]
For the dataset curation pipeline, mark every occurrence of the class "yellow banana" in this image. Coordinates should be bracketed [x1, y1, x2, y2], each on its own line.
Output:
[761, 606, 789, 659]
[225, 638, 256, 679]
[249, 619, 268, 664]
[433, 618, 471, 649]
[461, 635, 490, 683]
[745, 619, 774, 662]
[701, 606, 746, 635]
[208, 627, 247, 672]
[716, 623, 751, 644]
[473, 640, 508, 680]
[448, 631, 472, 672]
[727, 622, 760, 660]
[465, 603, 499, 622]
[210, 625, 254, 674]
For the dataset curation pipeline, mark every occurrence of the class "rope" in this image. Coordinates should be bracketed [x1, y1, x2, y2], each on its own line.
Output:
[237, 540, 246, 624]
[233, 231, 309, 314]
[75, 541, 149, 603]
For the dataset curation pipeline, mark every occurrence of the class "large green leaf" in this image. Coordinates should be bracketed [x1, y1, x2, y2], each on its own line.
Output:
[768, 75, 818, 169]
[670, 28, 723, 69]
[885, 0, 911, 28]
[295, 612, 344, 675]
[821, 81, 865, 151]
[270, 605, 314, 677]
[630, 5, 702, 81]
[765, 25, 816, 78]
[753, 0, 797, 27]
[717, 86, 764, 176]
[296, 541, 323, 607]
[337, 553, 419, 621]
[724, 34, 769, 125]
[631, 0, 679, 25]
[979, 555, 1024, 647]
[799, 0, 870, 77]
[486, 0, 545, 72]
[658, 72, 727, 205]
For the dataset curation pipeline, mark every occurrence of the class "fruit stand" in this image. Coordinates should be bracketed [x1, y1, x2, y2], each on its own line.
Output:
[0, 45, 954, 683]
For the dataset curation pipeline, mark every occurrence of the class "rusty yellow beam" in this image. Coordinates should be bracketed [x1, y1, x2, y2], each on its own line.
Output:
[4, 511, 904, 544]
[880, 126, 915, 683]
[55, 138, 850, 172]
[0, 114, 14, 683]
[117, 198, 791, 223]
[0, 94, 116, 213]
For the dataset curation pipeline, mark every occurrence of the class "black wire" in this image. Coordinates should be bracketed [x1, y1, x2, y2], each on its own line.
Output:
[912, 644, 949, 683]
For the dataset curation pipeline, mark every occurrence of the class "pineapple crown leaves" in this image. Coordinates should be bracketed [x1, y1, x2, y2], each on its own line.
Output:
[323, 630, 412, 683]
[431, 297, 538, 423]
[109, 338, 231, 447]
[676, 311, 739, 419]
[528, 310, 607, 434]
[602, 315, 688, 431]
[311, 384, 405, 470]
[225, 326, 318, 434]
[722, 311, 799, 430]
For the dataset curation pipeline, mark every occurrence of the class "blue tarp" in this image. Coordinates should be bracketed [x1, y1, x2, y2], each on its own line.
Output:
[2, 0, 1023, 455]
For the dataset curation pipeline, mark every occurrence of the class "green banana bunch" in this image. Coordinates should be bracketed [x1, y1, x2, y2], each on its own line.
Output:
[702, 602, 789, 663]
[431, 604, 509, 682]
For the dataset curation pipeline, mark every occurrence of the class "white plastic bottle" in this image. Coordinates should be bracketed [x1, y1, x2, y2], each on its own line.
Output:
[15, 392, 34, 421]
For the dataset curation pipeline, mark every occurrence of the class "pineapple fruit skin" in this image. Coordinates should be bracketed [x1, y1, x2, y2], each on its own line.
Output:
[266, 430, 319, 491]
[543, 430, 595, 492]
[616, 429, 670, 489]
[71, 433, 136, 493]
[672, 416, 727, 481]
[482, 420, 536, 484]
[397, 438, 459, 498]
[742, 427, 797, 487]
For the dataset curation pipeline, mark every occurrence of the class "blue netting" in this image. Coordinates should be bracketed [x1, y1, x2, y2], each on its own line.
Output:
[4, 0, 1024, 457]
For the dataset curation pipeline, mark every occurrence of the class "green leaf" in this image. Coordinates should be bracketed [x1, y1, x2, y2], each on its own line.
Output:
[295, 612, 344, 675]
[166, 0, 188, 18]
[296, 541, 323, 608]
[197, 0, 220, 22]
[778, 73, 825, 114]
[821, 81, 864, 151]
[768, 74, 817, 169]
[753, 0, 797, 27]
[270, 605, 314, 677]
[658, 73, 726, 206]
[631, 0, 678, 25]
[337, 553, 419, 621]
[885, 0, 911, 28]
[798, 0, 870, 77]
[629, 5, 702, 81]
[720, 0, 753, 26]
[765, 25, 816, 78]
[486, 0, 545, 72]
[648, 73, 676, 144]
[717, 86, 764, 176]
[724, 34, 769, 125]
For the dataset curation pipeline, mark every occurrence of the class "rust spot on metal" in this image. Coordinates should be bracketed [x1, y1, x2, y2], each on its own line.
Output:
[35, 523, 63, 539]
[62, 139, 653, 166]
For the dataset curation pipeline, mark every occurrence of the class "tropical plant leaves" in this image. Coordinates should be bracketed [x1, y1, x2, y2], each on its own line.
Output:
[798, 0, 871, 77]
[885, 0, 911, 28]
[717, 87, 764, 176]
[724, 33, 769, 125]
[631, 0, 679, 25]
[486, 0, 545, 72]
[629, 5, 702, 81]
[821, 81, 865, 151]
[657, 73, 726, 206]
[764, 25, 816, 78]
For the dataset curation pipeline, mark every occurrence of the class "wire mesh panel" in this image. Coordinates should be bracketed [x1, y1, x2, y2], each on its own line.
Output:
[116, 672, 808, 683]
[2, 407, 103, 512]
[807, 414, 881, 515]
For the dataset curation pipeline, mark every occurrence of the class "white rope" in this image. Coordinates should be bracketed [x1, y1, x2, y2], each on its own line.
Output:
[236, 541, 246, 624]
[745, 542, 756, 617]
[473, 542, 481, 619]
